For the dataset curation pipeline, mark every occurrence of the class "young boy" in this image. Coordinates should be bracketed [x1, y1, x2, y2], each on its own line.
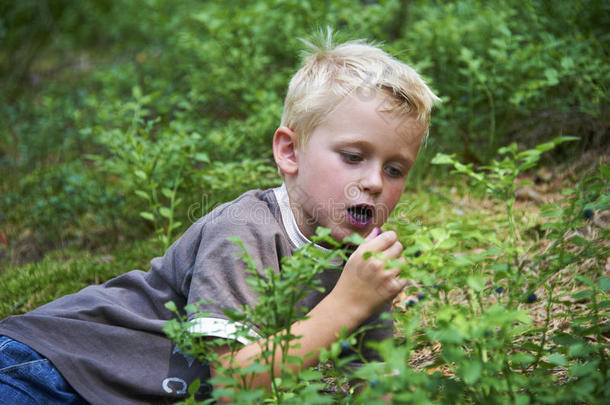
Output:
[0, 35, 439, 404]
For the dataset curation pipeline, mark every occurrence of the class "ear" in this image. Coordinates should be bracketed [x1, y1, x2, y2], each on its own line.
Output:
[273, 126, 299, 175]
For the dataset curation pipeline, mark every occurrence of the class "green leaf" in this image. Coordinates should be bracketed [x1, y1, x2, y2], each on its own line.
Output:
[343, 233, 365, 246]
[533, 141, 555, 154]
[569, 360, 599, 377]
[134, 169, 147, 180]
[188, 379, 201, 396]
[165, 301, 177, 312]
[491, 263, 510, 271]
[498, 143, 517, 155]
[546, 353, 567, 366]
[427, 326, 463, 344]
[223, 308, 247, 322]
[132, 85, 142, 100]
[521, 342, 540, 352]
[514, 394, 530, 405]
[159, 207, 172, 219]
[430, 228, 448, 242]
[161, 188, 173, 199]
[431, 153, 456, 165]
[461, 360, 482, 384]
[561, 56, 574, 70]
[544, 68, 559, 85]
[285, 355, 303, 366]
[195, 152, 210, 163]
[575, 275, 595, 288]
[509, 352, 535, 366]
[599, 277, 610, 291]
[242, 362, 266, 374]
[467, 276, 486, 292]
[438, 238, 457, 249]
[552, 333, 582, 346]
[140, 211, 155, 221]
[569, 235, 589, 246]
[134, 190, 150, 201]
[571, 290, 593, 300]
[568, 343, 593, 358]
[552, 136, 579, 144]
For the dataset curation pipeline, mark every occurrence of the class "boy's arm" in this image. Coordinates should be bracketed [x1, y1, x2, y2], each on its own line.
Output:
[211, 229, 406, 391]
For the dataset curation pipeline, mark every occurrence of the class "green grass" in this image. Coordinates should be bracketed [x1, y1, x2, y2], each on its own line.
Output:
[0, 238, 159, 318]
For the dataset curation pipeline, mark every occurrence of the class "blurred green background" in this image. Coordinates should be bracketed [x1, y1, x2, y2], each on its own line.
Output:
[1, 0, 608, 265]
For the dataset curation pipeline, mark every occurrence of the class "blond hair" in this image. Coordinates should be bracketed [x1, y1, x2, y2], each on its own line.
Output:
[281, 30, 441, 147]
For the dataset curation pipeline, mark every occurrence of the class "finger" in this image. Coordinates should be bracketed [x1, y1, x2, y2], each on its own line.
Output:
[360, 230, 398, 253]
[364, 226, 381, 242]
[380, 241, 403, 260]
[384, 267, 403, 280]
[376, 272, 408, 297]
[393, 276, 409, 292]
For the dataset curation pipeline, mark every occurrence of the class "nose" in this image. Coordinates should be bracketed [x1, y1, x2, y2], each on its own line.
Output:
[360, 165, 383, 194]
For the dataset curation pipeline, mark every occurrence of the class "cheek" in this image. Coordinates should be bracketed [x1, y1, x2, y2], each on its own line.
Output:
[382, 185, 405, 213]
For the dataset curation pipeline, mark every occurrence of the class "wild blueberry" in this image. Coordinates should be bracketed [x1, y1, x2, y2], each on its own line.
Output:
[526, 293, 537, 303]
[519, 100, 525, 106]
[370, 380, 378, 388]
[584, 209, 594, 219]
[417, 293, 425, 301]
[340, 340, 350, 350]
[406, 299, 416, 308]
[495, 286, 504, 294]
[414, 250, 422, 257]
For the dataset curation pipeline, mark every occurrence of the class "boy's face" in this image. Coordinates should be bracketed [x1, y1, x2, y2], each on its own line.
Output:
[280, 92, 425, 243]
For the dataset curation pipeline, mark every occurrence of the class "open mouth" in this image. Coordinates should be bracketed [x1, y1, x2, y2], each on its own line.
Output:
[346, 204, 374, 228]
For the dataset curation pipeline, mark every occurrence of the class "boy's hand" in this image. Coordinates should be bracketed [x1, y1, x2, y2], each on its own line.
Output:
[331, 228, 407, 322]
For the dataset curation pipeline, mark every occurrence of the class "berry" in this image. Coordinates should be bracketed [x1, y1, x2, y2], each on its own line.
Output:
[584, 209, 594, 219]
[370, 380, 378, 388]
[495, 286, 505, 294]
[414, 250, 422, 258]
[340, 340, 350, 350]
[526, 293, 537, 303]
[417, 293, 425, 301]
[406, 299, 416, 308]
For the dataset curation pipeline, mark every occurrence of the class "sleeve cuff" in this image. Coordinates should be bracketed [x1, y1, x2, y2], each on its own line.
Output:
[188, 317, 261, 345]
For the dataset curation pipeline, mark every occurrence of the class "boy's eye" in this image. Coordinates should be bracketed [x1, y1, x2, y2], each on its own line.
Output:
[341, 152, 362, 163]
[384, 165, 404, 177]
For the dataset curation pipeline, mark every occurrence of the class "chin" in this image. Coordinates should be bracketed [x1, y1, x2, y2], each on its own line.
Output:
[327, 228, 348, 244]
[331, 228, 363, 244]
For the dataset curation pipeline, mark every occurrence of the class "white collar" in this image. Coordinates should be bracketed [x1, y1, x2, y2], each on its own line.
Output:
[273, 183, 344, 266]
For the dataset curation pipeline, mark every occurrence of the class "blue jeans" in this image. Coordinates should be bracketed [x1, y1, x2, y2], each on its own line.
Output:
[0, 336, 88, 405]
